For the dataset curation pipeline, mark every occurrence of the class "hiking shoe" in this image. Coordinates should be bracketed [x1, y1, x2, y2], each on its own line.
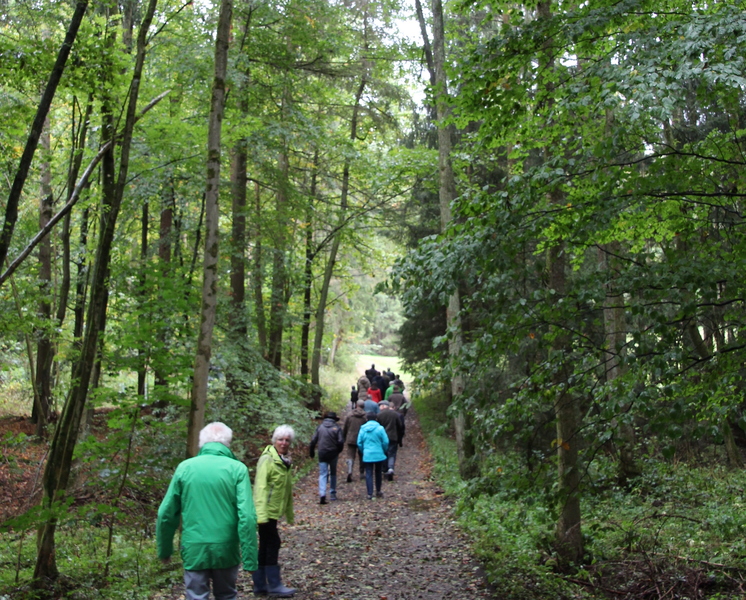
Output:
[387, 472, 393, 482]
[319, 496, 327, 505]
[346, 473, 352, 483]
[330, 493, 337, 501]
[376, 491, 384, 498]
[367, 495, 373, 500]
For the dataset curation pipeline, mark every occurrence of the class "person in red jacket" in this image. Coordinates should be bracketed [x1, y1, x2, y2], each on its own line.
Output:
[368, 383, 382, 403]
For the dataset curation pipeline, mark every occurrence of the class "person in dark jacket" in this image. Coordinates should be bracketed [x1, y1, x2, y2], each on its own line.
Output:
[365, 364, 380, 381]
[157, 422, 257, 600]
[309, 412, 344, 503]
[342, 400, 367, 482]
[376, 401, 404, 480]
[350, 385, 359, 409]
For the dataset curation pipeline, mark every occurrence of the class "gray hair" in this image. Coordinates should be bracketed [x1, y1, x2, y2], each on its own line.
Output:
[272, 424, 295, 443]
[199, 422, 233, 448]
[356, 400, 365, 408]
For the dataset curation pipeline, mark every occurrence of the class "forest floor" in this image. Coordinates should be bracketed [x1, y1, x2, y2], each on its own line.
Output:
[153, 408, 497, 600]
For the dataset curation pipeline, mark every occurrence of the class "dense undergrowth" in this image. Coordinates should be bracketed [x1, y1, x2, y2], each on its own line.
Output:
[413, 390, 746, 599]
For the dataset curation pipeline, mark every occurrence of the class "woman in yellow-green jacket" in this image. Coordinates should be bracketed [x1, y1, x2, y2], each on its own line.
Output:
[252, 425, 296, 597]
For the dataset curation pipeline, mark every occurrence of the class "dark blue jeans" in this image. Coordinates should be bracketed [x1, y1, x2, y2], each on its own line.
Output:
[363, 460, 385, 496]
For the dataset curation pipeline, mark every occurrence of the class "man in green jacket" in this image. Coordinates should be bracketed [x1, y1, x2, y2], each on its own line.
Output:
[157, 422, 258, 600]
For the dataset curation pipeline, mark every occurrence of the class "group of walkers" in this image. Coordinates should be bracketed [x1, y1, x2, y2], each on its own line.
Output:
[155, 365, 410, 600]
[311, 364, 410, 502]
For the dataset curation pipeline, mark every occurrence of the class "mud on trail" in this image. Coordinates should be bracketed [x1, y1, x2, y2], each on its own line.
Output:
[160, 410, 495, 600]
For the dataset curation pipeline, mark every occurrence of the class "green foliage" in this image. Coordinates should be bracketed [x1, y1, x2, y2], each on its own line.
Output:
[417, 386, 746, 598]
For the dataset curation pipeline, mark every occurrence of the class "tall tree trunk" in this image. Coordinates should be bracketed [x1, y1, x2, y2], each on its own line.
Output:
[137, 202, 148, 397]
[153, 181, 173, 391]
[33, 120, 54, 436]
[550, 237, 583, 565]
[536, 0, 583, 565]
[300, 151, 318, 381]
[228, 7, 253, 343]
[0, 0, 88, 270]
[186, 0, 233, 458]
[230, 143, 248, 338]
[34, 0, 158, 579]
[267, 137, 290, 370]
[430, 0, 476, 480]
[253, 182, 267, 354]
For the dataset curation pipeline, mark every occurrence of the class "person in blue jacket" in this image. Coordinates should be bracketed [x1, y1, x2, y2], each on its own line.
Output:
[356, 413, 389, 500]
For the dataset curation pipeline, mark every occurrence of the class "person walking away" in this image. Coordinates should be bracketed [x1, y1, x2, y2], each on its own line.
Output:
[309, 412, 344, 503]
[357, 413, 389, 500]
[363, 393, 379, 416]
[253, 425, 297, 597]
[350, 385, 358, 409]
[342, 400, 367, 482]
[376, 401, 404, 480]
[157, 422, 258, 600]
[368, 383, 382, 403]
[365, 363, 379, 381]
[357, 375, 371, 395]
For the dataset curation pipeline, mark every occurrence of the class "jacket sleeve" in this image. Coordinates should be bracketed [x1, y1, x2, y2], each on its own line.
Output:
[156, 469, 182, 560]
[336, 426, 345, 452]
[237, 466, 258, 571]
[356, 429, 365, 453]
[253, 454, 270, 524]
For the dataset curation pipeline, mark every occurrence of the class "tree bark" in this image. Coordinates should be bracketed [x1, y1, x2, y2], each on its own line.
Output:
[33, 120, 54, 436]
[267, 137, 290, 370]
[536, 0, 583, 566]
[300, 151, 319, 381]
[186, 0, 233, 458]
[253, 182, 267, 354]
[137, 201, 148, 398]
[430, 0, 476, 480]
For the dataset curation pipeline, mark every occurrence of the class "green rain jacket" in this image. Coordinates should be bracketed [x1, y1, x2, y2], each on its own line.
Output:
[156, 442, 258, 571]
[253, 445, 294, 525]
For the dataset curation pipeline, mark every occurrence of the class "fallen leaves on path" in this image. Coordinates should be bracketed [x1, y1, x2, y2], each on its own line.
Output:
[166, 410, 495, 599]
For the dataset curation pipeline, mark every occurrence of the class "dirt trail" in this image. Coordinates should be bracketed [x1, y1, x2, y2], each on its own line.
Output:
[162, 409, 495, 599]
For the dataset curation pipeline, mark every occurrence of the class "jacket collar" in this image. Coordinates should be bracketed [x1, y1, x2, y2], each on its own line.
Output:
[198, 442, 236, 460]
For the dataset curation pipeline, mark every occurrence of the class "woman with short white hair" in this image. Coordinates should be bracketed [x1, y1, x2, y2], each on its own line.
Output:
[252, 425, 296, 597]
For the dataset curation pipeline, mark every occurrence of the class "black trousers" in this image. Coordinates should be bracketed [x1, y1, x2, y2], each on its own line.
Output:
[258, 519, 282, 566]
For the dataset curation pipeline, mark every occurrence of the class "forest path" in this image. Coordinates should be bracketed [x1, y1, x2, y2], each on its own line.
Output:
[160, 409, 495, 599]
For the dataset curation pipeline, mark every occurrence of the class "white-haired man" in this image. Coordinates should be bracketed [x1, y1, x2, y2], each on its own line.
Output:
[157, 422, 258, 600]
